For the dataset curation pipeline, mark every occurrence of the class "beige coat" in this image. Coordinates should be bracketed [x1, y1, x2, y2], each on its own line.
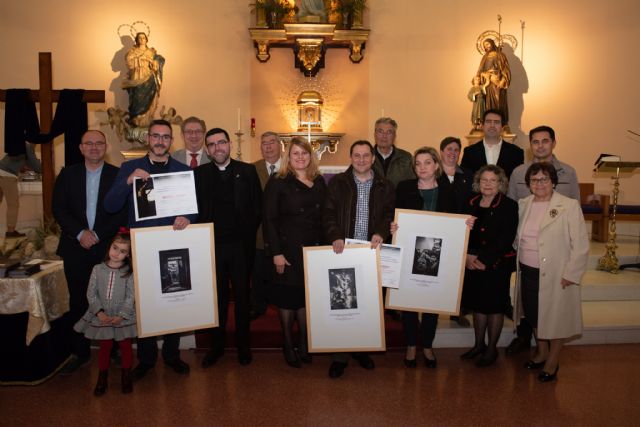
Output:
[514, 191, 589, 339]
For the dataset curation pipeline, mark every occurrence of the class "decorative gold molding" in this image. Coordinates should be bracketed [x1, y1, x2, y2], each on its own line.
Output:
[249, 23, 370, 76]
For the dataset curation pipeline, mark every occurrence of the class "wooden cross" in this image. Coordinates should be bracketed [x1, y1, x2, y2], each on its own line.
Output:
[0, 52, 105, 222]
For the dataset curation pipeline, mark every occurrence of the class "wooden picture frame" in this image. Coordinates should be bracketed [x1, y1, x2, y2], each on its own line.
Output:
[304, 244, 385, 352]
[131, 223, 218, 337]
[386, 209, 470, 315]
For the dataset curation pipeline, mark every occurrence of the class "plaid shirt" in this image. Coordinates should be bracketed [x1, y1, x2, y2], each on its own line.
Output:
[353, 172, 373, 240]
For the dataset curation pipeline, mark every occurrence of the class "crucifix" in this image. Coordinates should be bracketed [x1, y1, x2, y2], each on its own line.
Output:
[0, 52, 105, 222]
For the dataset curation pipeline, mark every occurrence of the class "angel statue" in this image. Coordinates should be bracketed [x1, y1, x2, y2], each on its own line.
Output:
[121, 30, 165, 128]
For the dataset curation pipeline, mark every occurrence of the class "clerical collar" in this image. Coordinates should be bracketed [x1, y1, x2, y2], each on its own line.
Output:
[216, 158, 231, 171]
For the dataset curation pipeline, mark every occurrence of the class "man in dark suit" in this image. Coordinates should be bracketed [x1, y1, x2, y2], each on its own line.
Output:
[194, 128, 262, 368]
[250, 131, 281, 319]
[460, 109, 524, 179]
[52, 130, 127, 374]
[170, 116, 211, 168]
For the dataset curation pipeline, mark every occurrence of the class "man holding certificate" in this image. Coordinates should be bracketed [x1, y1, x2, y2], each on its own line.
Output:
[323, 140, 395, 378]
[104, 119, 196, 381]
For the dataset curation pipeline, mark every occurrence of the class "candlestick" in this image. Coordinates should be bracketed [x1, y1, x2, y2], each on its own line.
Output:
[235, 130, 244, 160]
[237, 108, 241, 132]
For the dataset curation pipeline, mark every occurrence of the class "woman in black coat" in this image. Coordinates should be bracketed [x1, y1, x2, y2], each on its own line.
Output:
[263, 138, 326, 368]
[394, 147, 457, 369]
[459, 164, 518, 367]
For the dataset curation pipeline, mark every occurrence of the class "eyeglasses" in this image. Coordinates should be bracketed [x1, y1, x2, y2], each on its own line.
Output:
[149, 133, 172, 141]
[480, 178, 499, 184]
[184, 130, 204, 136]
[82, 141, 106, 147]
[530, 177, 551, 185]
[375, 129, 395, 136]
[206, 140, 229, 147]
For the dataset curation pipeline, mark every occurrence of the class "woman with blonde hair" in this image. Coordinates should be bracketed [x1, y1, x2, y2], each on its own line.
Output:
[263, 138, 326, 368]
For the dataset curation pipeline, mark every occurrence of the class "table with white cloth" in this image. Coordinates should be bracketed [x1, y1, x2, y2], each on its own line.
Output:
[0, 264, 72, 385]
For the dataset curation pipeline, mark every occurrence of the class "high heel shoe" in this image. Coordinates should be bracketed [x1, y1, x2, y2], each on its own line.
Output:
[538, 366, 559, 382]
[283, 346, 301, 368]
[475, 349, 498, 367]
[460, 345, 487, 360]
[423, 349, 437, 369]
[404, 358, 417, 368]
[297, 345, 312, 364]
[524, 360, 546, 370]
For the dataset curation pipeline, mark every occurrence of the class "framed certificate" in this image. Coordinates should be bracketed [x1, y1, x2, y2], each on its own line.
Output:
[133, 171, 198, 221]
[303, 244, 385, 353]
[386, 209, 470, 315]
[131, 223, 218, 337]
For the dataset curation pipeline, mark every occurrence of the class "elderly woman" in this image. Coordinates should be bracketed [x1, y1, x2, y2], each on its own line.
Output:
[263, 138, 326, 368]
[515, 162, 589, 382]
[394, 147, 457, 368]
[460, 165, 518, 367]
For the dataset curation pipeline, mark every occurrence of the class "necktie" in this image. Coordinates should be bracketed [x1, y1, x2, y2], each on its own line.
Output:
[269, 164, 276, 176]
[190, 153, 198, 169]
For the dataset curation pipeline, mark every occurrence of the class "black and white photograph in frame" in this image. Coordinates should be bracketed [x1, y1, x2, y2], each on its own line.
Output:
[386, 209, 470, 315]
[412, 236, 442, 276]
[159, 248, 192, 293]
[131, 224, 218, 337]
[328, 268, 358, 310]
[135, 178, 156, 219]
[304, 244, 385, 353]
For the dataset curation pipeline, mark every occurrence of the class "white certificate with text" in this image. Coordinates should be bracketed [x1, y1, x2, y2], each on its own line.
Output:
[346, 239, 403, 289]
[134, 171, 198, 221]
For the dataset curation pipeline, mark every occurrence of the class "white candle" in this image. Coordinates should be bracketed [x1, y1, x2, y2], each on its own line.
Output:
[307, 112, 312, 143]
[237, 108, 241, 131]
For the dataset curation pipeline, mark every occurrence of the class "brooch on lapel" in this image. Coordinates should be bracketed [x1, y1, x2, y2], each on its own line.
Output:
[549, 209, 558, 218]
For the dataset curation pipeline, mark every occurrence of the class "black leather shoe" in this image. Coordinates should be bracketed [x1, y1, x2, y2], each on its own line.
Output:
[460, 345, 487, 360]
[424, 353, 438, 369]
[352, 353, 375, 370]
[524, 360, 546, 370]
[165, 358, 190, 374]
[59, 355, 90, 375]
[238, 349, 253, 366]
[328, 361, 347, 378]
[131, 363, 152, 382]
[476, 350, 498, 367]
[201, 350, 223, 369]
[404, 358, 417, 368]
[538, 366, 559, 382]
[283, 348, 302, 368]
[505, 337, 530, 355]
[94, 370, 108, 396]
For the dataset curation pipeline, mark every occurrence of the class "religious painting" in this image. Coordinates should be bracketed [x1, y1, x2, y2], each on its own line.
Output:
[386, 209, 470, 315]
[304, 244, 385, 353]
[131, 224, 217, 337]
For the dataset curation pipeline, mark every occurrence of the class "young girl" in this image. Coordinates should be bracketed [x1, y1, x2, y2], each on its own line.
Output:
[74, 232, 137, 396]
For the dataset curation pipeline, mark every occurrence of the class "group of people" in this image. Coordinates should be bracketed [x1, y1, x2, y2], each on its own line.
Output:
[50, 107, 589, 396]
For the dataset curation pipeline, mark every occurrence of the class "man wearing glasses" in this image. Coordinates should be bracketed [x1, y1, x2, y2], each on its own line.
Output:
[505, 125, 580, 356]
[371, 117, 416, 187]
[194, 128, 262, 368]
[171, 116, 210, 168]
[105, 119, 196, 380]
[53, 130, 127, 374]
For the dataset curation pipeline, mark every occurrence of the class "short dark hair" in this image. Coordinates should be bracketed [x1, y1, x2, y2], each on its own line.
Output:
[350, 140, 374, 156]
[483, 109, 504, 124]
[149, 119, 173, 136]
[205, 127, 230, 142]
[528, 125, 556, 142]
[439, 136, 461, 151]
[525, 162, 558, 187]
[181, 116, 206, 133]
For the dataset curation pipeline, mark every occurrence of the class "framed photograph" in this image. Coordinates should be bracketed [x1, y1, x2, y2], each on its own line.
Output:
[133, 171, 198, 221]
[131, 223, 218, 337]
[386, 209, 470, 315]
[304, 244, 385, 353]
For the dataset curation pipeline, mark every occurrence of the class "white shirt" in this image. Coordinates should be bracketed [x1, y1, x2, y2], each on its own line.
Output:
[266, 158, 282, 175]
[483, 140, 503, 165]
[187, 148, 205, 165]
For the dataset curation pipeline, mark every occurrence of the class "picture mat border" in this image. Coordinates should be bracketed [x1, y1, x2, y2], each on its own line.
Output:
[304, 244, 386, 353]
[131, 223, 218, 337]
[133, 171, 198, 222]
[386, 209, 470, 315]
